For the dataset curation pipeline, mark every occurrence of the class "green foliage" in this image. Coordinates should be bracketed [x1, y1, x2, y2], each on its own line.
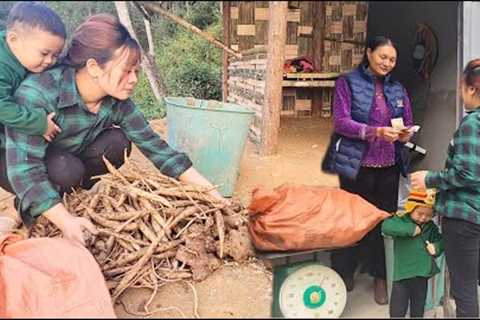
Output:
[47, 2, 151, 54]
[0, 2, 117, 36]
[46, 1, 116, 39]
[137, 1, 223, 116]
[156, 19, 223, 101]
[184, 1, 221, 29]
[131, 71, 166, 120]
[163, 56, 222, 100]
[0, 1, 224, 120]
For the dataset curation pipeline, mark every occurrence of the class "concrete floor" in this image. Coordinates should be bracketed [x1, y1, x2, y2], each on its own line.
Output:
[342, 272, 390, 318]
[341, 272, 446, 318]
[308, 251, 445, 318]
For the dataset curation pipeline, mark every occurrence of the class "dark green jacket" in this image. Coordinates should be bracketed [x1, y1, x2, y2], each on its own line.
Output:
[382, 214, 444, 281]
[0, 31, 47, 147]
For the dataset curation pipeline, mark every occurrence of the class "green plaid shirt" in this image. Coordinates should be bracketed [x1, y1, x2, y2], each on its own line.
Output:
[6, 65, 192, 224]
[426, 108, 480, 224]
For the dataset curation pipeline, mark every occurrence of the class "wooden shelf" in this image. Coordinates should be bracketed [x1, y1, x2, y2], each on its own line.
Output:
[283, 72, 340, 80]
[282, 80, 336, 87]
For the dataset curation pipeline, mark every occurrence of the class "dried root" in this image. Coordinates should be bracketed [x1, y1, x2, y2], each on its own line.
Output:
[24, 156, 254, 304]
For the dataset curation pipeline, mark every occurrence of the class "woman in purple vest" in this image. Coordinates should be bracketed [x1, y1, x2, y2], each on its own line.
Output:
[328, 36, 414, 305]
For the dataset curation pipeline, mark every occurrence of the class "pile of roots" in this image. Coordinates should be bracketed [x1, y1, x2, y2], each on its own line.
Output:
[27, 156, 254, 302]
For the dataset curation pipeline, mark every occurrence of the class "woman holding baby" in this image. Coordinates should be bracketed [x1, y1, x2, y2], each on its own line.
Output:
[1, 14, 227, 248]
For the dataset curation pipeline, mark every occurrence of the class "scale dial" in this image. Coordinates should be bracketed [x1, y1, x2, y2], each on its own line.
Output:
[279, 264, 347, 318]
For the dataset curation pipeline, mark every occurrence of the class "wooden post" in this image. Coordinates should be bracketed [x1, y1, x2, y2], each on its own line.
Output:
[312, 1, 325, 116]
[313, 1, 325, 72]
[222, 1, 231, 102]
[260, 1, 288, 155]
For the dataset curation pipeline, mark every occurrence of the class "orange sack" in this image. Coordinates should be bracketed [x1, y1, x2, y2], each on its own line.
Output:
[248, 184, 391, 251]
[0, 234, 116, 318]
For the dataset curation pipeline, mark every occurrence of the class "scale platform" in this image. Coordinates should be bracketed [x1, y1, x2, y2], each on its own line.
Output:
[257, 246, 355, 318]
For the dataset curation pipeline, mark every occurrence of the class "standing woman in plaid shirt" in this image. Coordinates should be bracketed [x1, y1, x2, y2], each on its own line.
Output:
[411, 58, 480, 318]
[0, 14, 227, 247]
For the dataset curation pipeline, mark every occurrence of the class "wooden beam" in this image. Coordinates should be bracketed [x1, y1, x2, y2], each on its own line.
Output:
[324, 37, 365, 46]
[240, 46, 267, 56]
[260, 1, 288, 155]
[222, 1, 231, 102]
[138, 1, 242, 59]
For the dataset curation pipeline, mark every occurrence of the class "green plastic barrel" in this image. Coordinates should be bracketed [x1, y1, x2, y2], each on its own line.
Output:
[164, 97, 254, 197]
[384, 235, 445, 311]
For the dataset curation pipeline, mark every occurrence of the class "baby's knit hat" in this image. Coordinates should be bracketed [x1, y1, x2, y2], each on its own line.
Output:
[404, 189, 436, 214]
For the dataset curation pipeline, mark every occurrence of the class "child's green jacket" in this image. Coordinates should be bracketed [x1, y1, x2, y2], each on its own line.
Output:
[382, 214, 444, 281]
[0, 31, 47, 147]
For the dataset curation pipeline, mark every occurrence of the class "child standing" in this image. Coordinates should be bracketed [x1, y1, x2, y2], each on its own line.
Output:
[382, 190, 444, 318]
[0, 2, 65, 233]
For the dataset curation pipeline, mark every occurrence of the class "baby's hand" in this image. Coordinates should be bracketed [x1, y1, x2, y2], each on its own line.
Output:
[44, 112, 61, 142]
[413, 225, 421, 237]
[425, 240, 436, 256]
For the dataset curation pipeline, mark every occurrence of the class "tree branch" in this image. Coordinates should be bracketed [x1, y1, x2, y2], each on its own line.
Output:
[131, 1, 151, 22]
[144, 18, 155, 57]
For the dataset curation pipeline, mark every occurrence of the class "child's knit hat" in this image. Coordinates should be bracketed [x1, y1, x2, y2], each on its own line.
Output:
[404, 189, 436, 214]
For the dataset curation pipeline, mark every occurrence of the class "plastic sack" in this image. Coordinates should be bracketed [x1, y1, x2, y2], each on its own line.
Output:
[248, 184, 391, 251]
[0, 234, 116, 318]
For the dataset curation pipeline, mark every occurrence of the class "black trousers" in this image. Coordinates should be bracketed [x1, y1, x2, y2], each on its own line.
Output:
[330, 165, 400, 280]
[442, 217, 480, 318]
[389, 277, 428, 318]
[0, 128, 132, 204]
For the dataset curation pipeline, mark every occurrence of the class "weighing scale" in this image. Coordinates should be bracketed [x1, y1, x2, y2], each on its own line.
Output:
[258, 248, 347, 318]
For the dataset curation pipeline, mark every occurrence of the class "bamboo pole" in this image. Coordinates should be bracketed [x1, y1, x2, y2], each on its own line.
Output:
[114, 1, 166, 100]
[222, 1, 231, 102]
[260, 1, 288, 155]
[137, 1, 242, 59]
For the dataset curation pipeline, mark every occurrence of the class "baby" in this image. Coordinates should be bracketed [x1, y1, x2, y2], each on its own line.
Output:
[382, 189, 444, 318]
[0, 2, 66, 234]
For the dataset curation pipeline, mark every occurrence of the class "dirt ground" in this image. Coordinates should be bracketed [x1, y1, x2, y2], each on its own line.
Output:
[113, 117, 341, 318]
[235, 117, 339, 204]
[113, 117, 450, 319]
[0, 116, 395, 318]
